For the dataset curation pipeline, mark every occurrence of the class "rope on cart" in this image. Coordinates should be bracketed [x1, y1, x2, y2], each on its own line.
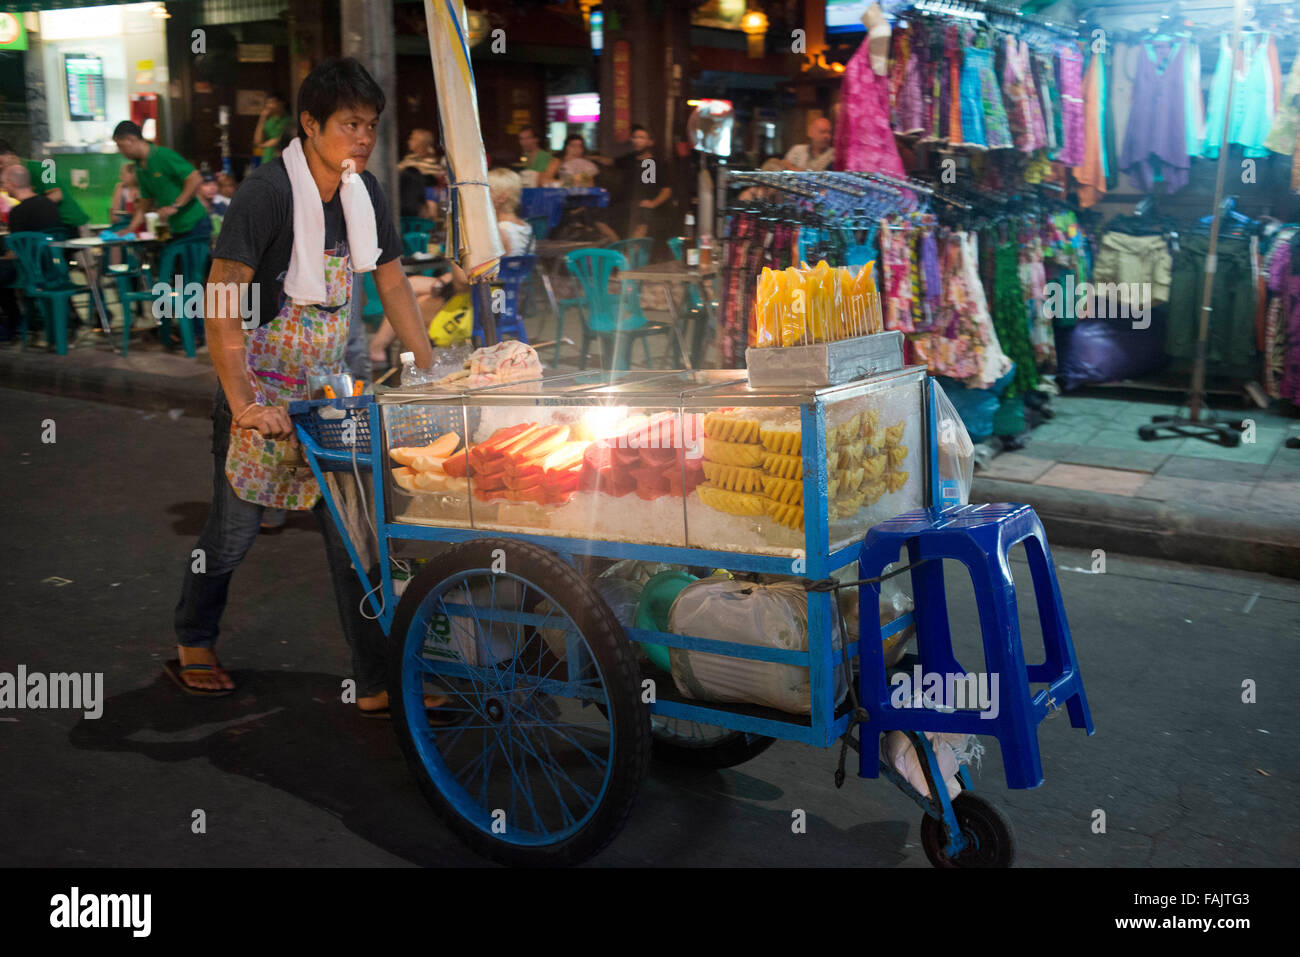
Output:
[800, 560, 932, 788]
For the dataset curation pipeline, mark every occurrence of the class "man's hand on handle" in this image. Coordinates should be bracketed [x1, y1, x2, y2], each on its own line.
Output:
[235, 403, 295, 441]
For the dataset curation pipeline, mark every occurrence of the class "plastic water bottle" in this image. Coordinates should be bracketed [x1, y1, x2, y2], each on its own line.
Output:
[399, 351, 429, 387]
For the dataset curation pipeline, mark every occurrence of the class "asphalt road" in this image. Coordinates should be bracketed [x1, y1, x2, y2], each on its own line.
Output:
[1, 387, 1297, 867]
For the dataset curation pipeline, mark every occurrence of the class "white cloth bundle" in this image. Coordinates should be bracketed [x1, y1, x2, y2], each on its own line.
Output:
[282, 136, 380, 306]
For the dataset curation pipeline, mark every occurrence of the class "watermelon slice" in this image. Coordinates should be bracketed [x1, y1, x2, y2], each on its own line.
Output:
[605, 468, 638, 497]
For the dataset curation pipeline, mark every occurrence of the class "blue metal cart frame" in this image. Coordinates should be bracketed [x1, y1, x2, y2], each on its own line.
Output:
[291, 371, 1076, 866]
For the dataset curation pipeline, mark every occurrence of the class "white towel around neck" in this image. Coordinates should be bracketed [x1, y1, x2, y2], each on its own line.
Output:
[281, 136, 381, 306]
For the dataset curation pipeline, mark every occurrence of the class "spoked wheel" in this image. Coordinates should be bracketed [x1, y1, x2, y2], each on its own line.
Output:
[388, 539, 650, 867]
[920, 793, 1016, 868]
[650, 716, 776, 769]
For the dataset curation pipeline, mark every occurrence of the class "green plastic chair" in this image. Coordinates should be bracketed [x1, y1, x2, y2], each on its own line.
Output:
[400, 216, 436, 258]
[526, 214, 551, 242]
[361, 271, 385, 329]
[605, 237, 652, 323]
[563, 247, 673, 371]
[5, 231, 95, 355]
[117, 235, 210, 356]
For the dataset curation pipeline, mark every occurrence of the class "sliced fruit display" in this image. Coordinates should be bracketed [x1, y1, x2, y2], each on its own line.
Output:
[442, 449, 472, 478]
[610, 445, 642, 469]
[412, 471, 449, 492]
[630, 467, 671, 500]
[391, 467, 419, 492]
[426, 431, 461, 458]
[636, 445, 680, 468]
[510, 424, 571, 461]
[605, 468, 638, 497]
[410, 453, 447, 473]
[541, 441, 587, 474]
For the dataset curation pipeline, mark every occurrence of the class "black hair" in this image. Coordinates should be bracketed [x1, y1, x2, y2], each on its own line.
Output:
[0, 139, 12, 153]
[296, 58, 385, 142]
[268, 92, 286, 105]
[630, 124, 649, 137]
[518, 125, 537, 138]
[113, 120, 143, 140]
[564, 134, 586, 151]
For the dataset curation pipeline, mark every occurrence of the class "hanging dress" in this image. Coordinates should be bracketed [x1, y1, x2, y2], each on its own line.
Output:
[835, 34, 908, 177]
[1057, 42, 1086, 166]
[1071, 49, 1108, 208]
[958, 30, 989, 149]
[1204, 32, 1275, 159]
[1120, 40, 1190, 195]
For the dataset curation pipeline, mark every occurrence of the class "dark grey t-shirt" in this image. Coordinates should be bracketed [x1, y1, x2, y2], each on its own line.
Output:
[213, 157, 401, 325]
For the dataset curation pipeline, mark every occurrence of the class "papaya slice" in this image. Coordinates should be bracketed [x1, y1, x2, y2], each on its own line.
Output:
[391, 467, 418, 492]
[412, 470, 448, 492]
[426, 432, 460, 459]
[410, 453, 447, 473]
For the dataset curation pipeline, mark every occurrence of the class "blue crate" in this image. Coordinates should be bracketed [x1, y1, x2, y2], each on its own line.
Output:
[290, 396, 479, 473]
[383, 400, 474, 450]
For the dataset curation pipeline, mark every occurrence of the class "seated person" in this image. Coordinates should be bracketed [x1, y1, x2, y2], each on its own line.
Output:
[111, 163, 139, 223]
[1, 163, 71, 340]
[3, 164, 63, 235]
[369, 168, 534, 362]
[541, 135, 600, 187]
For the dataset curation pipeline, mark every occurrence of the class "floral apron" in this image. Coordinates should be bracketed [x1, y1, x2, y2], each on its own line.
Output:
[225, 249, 353, 509]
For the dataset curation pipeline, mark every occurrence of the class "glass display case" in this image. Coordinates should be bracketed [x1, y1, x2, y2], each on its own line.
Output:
[378, 366, 931, 561]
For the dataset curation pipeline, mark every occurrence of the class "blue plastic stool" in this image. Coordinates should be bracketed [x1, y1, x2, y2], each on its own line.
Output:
[856, 503, 1094, 790]
[472, 254, 535, 344]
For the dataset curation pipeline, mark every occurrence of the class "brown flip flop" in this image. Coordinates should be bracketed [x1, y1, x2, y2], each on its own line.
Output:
[164, 659, 236, 697]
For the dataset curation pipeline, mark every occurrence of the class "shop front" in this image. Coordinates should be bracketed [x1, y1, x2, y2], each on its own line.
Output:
[0, 3, 172, 224]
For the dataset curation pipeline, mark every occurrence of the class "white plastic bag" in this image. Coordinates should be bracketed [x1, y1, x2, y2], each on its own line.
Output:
[933, 383, 975, 507]
[832, 562, 915, 669]
[882, 731, 984, 800]
[667, 579, 845, 715]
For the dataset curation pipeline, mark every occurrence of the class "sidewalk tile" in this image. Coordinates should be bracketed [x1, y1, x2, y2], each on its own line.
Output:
[1090, 427, 1171, 452]
[1021, 440, 1078, 461]
[1247, 481, 1300, 516]
[1168, 437, 1278, 464]
[1033, 463, 1149, 496]
[1156, 456, 1267, 484]
[1135, 475, 1257, 510]
[1060, 445, 1167, 473]
[978, 453, 1055, 483]
[1031, 423, 1099, 444]
[1265, 454, 1300, 479]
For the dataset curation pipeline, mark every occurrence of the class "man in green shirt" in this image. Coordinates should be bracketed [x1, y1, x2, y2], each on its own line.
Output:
[253, 93, 289, 165]
[112, 121, 209, 242]
[517, 125, 552, 173]
[0, 147, 91, 234]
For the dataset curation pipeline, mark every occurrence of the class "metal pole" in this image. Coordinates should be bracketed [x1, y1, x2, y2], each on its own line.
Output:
[1188, 0, 1245, 423]
[341, 0, 399, 224]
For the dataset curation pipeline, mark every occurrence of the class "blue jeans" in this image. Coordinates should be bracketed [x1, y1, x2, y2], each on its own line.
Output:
[173, 392, 390, 697]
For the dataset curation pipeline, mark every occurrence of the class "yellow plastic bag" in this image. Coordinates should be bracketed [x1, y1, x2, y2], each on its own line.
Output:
[806, 260, 835, 343]
[780, 266, 808, 346]
[427, 291, 473, 347]
[754, 267, 781, 348]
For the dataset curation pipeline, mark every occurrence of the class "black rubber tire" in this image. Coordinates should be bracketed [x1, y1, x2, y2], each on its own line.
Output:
[919, 793, 1016, 868]
[1137, 425, 1157, 441]
[1219, 430, 1241, 447]
[388, 538, 651, 867]
[651, 722, 777, 769]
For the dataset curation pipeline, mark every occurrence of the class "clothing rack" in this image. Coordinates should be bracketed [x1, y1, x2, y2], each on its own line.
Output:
[907, 0, 1078, 41]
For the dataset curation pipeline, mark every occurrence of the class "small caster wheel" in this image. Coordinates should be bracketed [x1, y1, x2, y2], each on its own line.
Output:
[1137, 425, 1158, 441]
[1219, 430, 1241, 448]
[920, 794, 1016, 868]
